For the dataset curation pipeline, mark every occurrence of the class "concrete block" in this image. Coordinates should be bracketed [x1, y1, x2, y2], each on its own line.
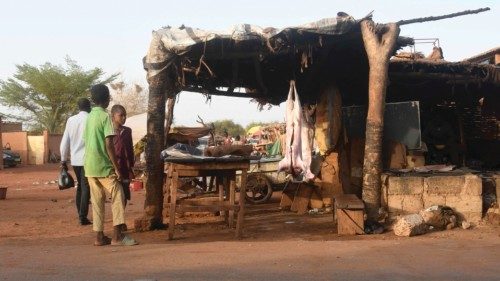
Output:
[401, 195, 424, 214]
[387, 176, 424, 195]
[461, 175, 482, 196]
[387, 195, 404, 215]
[445, 195, 482, 213]
[422, 194, 446, 208]
[425, 176, 464, 195]
[386, 194, 424, 215]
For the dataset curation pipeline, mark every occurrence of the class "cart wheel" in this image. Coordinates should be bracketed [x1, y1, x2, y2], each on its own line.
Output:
[245, 174, 273, 204]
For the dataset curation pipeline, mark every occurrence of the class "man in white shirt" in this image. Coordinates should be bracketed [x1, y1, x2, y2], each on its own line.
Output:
[60, 98, 92, 225]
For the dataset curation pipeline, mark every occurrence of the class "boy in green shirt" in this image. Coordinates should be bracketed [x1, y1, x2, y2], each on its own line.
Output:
[84, 84, 137, 246]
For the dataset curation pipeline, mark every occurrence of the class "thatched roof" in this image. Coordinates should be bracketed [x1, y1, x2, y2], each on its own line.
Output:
[389, 59, 500, 84]
[144, 13, 413, 104]
[144, 13, 498, 106]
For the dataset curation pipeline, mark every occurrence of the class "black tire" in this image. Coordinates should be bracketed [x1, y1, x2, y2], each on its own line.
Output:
[244, 174, 273, 204]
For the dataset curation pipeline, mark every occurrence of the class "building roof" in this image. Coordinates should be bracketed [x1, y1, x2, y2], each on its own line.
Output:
[462, 46, 500, 64]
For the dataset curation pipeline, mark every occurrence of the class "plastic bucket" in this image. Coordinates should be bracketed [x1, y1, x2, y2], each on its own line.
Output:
[0, 187, 7, 200]
[130, 180, 143, 191]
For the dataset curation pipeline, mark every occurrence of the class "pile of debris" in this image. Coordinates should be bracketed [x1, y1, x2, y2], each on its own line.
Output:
[393, 205, 471, 237]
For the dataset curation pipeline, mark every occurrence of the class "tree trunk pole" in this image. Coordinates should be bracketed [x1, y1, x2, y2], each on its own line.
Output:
[164, 96, 176, 147]
[135, 72, 168, 231]
[360, 21, 400, 220]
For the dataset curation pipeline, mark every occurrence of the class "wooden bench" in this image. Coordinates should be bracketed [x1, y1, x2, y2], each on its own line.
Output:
[334, 194, 365, 235]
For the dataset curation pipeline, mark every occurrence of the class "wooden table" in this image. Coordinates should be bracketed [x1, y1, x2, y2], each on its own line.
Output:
[164, 157, 250, 240]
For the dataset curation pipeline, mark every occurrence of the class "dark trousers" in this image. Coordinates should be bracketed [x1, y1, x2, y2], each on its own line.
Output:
[73, 166, 90, 222]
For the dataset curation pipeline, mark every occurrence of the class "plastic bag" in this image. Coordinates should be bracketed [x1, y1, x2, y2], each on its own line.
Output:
[58, 167, 75, 190]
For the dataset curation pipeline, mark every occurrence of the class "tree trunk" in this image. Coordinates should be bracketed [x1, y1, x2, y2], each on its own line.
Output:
[135, 73, 168, 231]
[164, 96, 176, 147]
[360, 20, 400, 220]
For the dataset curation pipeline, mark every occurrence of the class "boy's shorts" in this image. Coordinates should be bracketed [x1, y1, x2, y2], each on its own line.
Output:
[121, 180, 131, 201]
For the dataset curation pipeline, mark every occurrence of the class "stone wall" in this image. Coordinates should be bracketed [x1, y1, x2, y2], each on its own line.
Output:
[381, 173, 483, 223]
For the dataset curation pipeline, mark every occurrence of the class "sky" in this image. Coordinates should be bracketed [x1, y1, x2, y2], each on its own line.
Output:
[0, 0, 497, 127]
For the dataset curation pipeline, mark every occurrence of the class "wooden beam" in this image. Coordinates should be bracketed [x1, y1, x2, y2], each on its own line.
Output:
[182, 86, 262, 99]
[397, 7, 490, 26]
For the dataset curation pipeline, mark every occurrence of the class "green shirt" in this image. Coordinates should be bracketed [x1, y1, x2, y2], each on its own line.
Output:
[83, 107, 115, 177]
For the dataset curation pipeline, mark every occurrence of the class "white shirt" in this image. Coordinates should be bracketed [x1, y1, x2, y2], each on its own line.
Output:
[60, 111, 88, 166]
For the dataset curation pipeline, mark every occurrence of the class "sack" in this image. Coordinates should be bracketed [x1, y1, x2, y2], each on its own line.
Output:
[58, 167, 75, 190]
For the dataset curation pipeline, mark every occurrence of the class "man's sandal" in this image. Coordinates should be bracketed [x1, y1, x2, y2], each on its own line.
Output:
[94, 236, 112, 246]
[111, 235, 138, 246]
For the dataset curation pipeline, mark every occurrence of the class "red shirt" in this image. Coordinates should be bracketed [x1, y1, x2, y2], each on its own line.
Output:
[113, 126, 134, 180]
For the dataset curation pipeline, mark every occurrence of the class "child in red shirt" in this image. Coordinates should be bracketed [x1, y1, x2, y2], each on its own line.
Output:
[110, 105, 135, 209]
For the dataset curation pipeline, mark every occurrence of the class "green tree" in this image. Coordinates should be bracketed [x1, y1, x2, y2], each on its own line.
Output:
[212, 119, 245, 137]
[0, 58, 118, 133]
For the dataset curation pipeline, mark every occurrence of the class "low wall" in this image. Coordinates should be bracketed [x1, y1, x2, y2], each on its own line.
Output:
[47, 133, 62, 162]
[27, 136, 44, 165]
[381, 173, 483, 223]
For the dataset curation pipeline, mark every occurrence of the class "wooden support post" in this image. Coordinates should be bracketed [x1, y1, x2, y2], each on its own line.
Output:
[135, 70, 171, 231]
[360, 20, 400, 220]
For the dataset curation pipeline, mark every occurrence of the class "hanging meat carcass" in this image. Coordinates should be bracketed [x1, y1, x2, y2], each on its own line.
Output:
[278, 80, 315, 181]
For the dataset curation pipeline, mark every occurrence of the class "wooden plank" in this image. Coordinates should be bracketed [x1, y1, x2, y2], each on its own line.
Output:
[291, 184, 314, 215]
[334, 194, 364, 210]
[178, 205, 240, 213]
[179, 200, 235, 207]
[236, 169, 247, 238]
[228, 174, 236, 228]
[168, 171, 178, 240]
[166, 161, 250, 171]
[337, 209, 365, 235]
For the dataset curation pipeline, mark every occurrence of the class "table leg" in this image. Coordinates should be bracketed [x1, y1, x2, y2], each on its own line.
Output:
[217, 176, 225, 220]
[223, 176, 229, 224]
[229, 173, 236, 228]
[168, 171, 178, 240]
[236, 169, 246, 238]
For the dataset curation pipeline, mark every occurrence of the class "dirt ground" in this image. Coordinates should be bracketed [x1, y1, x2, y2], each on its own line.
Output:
[1, 164, 499, 281]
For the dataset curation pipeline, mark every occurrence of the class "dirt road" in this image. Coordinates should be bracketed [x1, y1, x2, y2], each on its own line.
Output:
[1, 165, 499, 281]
